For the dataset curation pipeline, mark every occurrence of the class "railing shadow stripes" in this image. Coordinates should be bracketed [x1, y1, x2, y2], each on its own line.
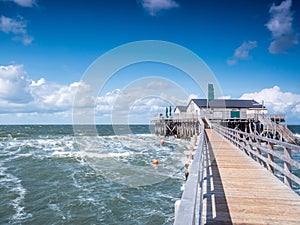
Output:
[203, 134, 232, 225]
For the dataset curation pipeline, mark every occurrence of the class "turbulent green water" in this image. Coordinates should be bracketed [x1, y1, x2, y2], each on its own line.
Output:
[0, 125, 189, 224]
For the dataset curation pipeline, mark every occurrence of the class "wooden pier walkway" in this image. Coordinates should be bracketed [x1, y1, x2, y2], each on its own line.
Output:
[202, 129, 300, 225]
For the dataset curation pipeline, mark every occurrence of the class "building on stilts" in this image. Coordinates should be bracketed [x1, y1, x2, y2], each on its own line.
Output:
[152, 85, 297, 144]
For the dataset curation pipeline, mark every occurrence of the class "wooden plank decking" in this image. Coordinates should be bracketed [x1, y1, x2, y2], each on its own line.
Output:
[202, 129, 300, 225]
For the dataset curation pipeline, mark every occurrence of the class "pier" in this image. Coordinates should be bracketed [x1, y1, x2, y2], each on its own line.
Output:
[202, 129, 300, 224]
[152, 110, 300, 224]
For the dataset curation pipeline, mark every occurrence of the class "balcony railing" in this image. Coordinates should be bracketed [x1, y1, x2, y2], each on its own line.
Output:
[152, 112, 285, 122]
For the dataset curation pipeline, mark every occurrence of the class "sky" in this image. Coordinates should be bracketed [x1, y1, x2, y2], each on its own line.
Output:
[0, 0, 300, 124]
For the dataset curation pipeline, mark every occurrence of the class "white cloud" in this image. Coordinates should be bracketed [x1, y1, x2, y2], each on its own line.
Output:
[187, 94, 199, 101]
[1, 0, 36, 7]
[0, 65, 207, 124]
[0, 16, 26, 34]
[0, 65, 175, 123]
[128, 97, 171, 123]
[227, 41, 257, 65]
[266, 0, 298, 54]
[94, 78, 191, 123]
[3, 66, 299, 124]
[12, 0, 35, 7]
[0, 64, 33, 103]
[31, 77, 45, 86]
[130, 97, 167, 114]
[0, 15, 33, 45]
[140, 0, 179, 16]
[36, 81, 89, 109]
[0, 64, 94, 115]
[240, 86, 300, 121]
[218, 95, 231, 100]
[95, 89, 120, 114]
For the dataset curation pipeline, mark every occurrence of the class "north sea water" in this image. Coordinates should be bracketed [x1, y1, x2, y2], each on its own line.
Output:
[0, 125, 299, 224]
[0, 125, 189, 224]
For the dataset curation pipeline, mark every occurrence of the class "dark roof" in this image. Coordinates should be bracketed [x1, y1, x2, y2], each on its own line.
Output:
[191, 99, 265, 109]
[175, 106, 187, 112]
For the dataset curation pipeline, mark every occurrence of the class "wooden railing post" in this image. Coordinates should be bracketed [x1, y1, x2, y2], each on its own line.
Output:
[283, 147, 292, 188]
[242, 134, 250, 156]
[267, 142, 275, 174]
[255, 138, 264, 167]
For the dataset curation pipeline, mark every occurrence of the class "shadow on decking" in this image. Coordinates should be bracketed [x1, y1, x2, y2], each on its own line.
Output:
[203, 137, 232, 225]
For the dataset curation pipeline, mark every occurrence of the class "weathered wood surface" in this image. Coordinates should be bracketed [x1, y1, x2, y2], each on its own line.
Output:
[202, 129, 300, 225]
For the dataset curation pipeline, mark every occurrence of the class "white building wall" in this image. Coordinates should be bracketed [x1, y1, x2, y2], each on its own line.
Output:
[174, 108, 181, 114]
[185, 102, 201, 117]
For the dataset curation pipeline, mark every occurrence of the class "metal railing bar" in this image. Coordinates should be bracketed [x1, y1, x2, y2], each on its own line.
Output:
[174, 125, 206, 225]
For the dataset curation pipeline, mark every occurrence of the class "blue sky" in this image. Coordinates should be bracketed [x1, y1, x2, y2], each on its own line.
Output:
[0, 0, 300, 124]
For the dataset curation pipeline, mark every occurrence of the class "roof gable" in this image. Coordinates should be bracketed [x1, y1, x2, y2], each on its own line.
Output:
[175, 106, 187, 112]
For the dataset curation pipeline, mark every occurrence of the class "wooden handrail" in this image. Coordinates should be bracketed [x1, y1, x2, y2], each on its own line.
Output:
[174, 124, 206, 225]
[213, 124, 300, 190]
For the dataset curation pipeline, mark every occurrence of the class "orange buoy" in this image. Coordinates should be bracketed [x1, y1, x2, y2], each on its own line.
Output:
[161, 140, 165, 145]
[152, 159, 159, 165]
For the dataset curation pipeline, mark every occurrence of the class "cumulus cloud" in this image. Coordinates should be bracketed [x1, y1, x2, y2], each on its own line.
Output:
[96, 89, 120, 114]
[227, 41, 257, 65]
[0, 65, 163, 123]
[0, 15, 33, 45]
[0, 65, 199, 123]
[266, 0, 298, 54]
[0, 64, 33, 103]
[140, 0, 179, 16]
[240, 86, 300, 121]
[130, 97, 169, 115]
[31, 77, 45, 86]
[128, 97, 172, 123]
[34, 81, 93, 110]
[0, 64, 95, 115]
[94, 78, 190, 123]
[4, 65, 299, 124]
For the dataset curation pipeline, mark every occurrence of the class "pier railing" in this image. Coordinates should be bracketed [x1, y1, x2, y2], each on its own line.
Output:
[174, 124, 206, 225]
[213, 125, 300, 190]
[153, 112, 285, 123]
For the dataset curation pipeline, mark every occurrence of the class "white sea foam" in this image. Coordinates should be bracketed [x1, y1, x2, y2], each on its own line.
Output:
[70, 171, 98, 206]
[138, 134, 153, 137]
[0, 163, 32, 223]
[11, 185, 32, 222]
[50, 149, 132, 161]
[48, 203, 66, 220]
[51, 151, 78, 157]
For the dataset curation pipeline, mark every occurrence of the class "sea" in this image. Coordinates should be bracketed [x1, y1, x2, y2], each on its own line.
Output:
[0, 125, 300, 225]
[0, 125, 190, 225]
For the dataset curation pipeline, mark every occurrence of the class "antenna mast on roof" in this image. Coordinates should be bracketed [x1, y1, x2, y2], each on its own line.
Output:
[207, 83, 214, 110]
[208, 83, 214, 100]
